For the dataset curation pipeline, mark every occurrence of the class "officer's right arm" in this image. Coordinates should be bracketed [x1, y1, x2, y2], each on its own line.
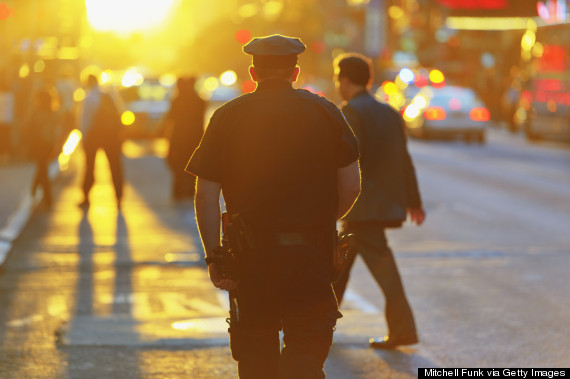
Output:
[337, 160, 360, 219]
[195, 177, 237, 291]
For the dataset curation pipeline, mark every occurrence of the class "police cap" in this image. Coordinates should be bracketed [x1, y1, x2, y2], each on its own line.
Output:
[243, 34, 306, 56]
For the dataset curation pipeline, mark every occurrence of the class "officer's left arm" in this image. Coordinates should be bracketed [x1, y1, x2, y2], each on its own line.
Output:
[341, 104, 363, 141]
[195, 177, 237, 290]
[337, 160, 360, 219]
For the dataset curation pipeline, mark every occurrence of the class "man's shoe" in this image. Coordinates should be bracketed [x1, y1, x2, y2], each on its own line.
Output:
[369, 335, 418, 349]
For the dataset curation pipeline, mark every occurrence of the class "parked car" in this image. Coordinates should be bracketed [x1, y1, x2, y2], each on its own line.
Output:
[512, 23, 570, 143]
[402, 85, 489, 143]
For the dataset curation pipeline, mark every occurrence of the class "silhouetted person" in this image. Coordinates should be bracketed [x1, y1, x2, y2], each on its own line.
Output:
[28, 90, 59, 208]
[165, 77, 205, 200]
[333, 53, 425, 349]
[187, 35, 360, 378]
[55, 64, 78, 136]
[79, 74, 124, 208]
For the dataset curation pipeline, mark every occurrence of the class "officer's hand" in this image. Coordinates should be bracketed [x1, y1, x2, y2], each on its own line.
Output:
[208, 263, 238, 291]
[408, 207, 426, 226]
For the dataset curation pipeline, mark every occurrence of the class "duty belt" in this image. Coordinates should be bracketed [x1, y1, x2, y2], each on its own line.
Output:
[261, 232, 331, 247]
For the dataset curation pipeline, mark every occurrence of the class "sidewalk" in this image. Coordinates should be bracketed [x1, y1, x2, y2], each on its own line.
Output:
[0, 157, 60, 266]
[0, 160, 37, 265]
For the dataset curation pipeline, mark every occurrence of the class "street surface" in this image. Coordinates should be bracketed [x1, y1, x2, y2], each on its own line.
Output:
[0, 127, 569, 378]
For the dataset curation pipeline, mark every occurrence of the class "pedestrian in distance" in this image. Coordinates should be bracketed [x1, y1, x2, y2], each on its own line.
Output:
[78, 74, 124, 209]
[164, 76, 205, 201]
[27, 90, 60, 209]
[332, 53, 426, 349]
[187, 35, 361, 378]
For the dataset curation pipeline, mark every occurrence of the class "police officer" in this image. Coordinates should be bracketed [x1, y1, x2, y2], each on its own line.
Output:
[186, 35, 360, 378]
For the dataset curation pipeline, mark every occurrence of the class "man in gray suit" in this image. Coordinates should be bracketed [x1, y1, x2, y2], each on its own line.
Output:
[332, 53, 426, 349]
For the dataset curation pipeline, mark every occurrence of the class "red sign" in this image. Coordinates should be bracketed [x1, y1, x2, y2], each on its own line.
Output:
[437, 0, 539, 17]
[437, 0, 508, 9]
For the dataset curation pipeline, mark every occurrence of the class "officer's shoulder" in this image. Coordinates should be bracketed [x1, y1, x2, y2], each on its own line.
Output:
[211, 92, 257, 117]
[294, 88, 341, 112]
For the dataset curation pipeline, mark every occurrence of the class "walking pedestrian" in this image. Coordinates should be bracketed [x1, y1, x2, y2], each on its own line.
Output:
[332, 53, 426, 349]
[78, 74, 124, 208]
[187, 35, 361, 378]
[27, 90, 59, 208]
[164, 76, 205, 200]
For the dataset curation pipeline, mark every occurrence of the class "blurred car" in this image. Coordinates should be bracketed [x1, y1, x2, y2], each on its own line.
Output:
[516, 95, 570, 142]
[512, 23, 570, 142]
[118, 78, 173, 139]
[402, 85, 489, 144]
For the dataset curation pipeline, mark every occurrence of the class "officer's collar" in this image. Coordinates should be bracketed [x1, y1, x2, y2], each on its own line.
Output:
[256, 78, 293, 91]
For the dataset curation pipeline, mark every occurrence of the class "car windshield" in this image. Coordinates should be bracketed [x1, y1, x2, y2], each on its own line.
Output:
[429, 87, 483, 109]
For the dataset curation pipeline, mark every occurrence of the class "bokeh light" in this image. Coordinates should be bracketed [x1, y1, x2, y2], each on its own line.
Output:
[100, 70, 112, 85]
[236, 29, 251, 44]
[398, 68, 415, 84]
[241, 80, 256, 93]
[388, 6, 404, 19]
[59, 130, 83, 171]
[203, 77, 219, 92]
[73, 89, 85, 103]
[159, 73, 177, 87]
[263, 1, 283, 19]
[532, 42, 544, 58]
[238, 3, 259, 18]
[0, 3, 11, 20]
[122, 67, 144, 88]
[121, 111, 136, 126]
[429, 69, 445, 84]
[220, 70, 237, 86]
[521, 30, 536, 51]
[312, 41, 326, 55]
[403, 105, 421, 122]
[33, 60, 46, 73]
[18, 64, 30, 79]
[382, 81, 398, 96]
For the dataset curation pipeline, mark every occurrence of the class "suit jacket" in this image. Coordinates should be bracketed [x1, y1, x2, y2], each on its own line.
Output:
[342, 91, 422, 226]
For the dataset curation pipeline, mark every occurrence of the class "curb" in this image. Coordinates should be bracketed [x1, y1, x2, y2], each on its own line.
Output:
[0, 161, 60, 267]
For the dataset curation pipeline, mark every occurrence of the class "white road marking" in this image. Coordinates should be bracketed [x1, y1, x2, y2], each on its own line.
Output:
[186, 298, 227, 315]
[343, 289, 380, 314]
[0, 240, 10, 265]
[216, 290, 230, 311]
[158, 292, 227, 316]
[7, 314, 44, 327]
[0, 193, 34, 243]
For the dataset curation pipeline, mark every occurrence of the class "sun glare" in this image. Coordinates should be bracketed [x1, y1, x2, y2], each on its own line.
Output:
[85, 0, 177, 34]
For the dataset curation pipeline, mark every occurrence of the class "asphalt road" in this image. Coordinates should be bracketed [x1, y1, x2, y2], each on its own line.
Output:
[335, 128, 570, 374]
[0, 127, 568, 378]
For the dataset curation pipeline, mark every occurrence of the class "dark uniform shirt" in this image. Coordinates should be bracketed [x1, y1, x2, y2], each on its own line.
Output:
[186, 78, 358, 232]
